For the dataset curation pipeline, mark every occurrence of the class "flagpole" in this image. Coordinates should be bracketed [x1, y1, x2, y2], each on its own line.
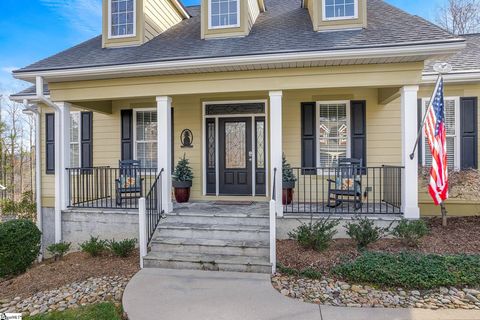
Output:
[409, 74, 442, 160]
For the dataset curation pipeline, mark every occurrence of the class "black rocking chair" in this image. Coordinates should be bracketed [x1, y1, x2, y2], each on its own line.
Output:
[115, 160, 144, 206]
[327, 158, 363, 210]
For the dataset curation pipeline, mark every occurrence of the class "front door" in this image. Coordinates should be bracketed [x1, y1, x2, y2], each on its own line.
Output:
[219, 118, 253, 195]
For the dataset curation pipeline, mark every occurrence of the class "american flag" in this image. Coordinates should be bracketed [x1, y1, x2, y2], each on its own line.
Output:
[424, 77, 448, 205]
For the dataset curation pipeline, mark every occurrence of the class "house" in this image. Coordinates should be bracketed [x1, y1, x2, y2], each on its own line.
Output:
[9, 0, 478, 273]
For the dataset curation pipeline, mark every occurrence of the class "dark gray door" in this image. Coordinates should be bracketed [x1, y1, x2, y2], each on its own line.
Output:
[219, 118, 252, 195]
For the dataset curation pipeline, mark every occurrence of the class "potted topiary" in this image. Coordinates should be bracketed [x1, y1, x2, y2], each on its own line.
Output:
[172, 154, 194, 203]
[282, 155, 297, 205]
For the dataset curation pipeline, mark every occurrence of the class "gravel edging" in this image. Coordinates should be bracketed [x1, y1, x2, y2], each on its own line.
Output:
[272, 274, 480, 310]
[0, 276, 129, 317]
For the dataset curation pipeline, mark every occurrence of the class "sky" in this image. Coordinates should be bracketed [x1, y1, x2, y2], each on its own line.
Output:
[0, 0, 445, 96]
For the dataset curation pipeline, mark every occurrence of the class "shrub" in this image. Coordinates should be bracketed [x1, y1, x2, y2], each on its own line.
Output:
[80, 236, 107, 257]
[0, 219, 41, 278]
[47, 242, 71, 261]
[346, 216, 390, 250]
[288, 217, 339, 252]
[0, 191, 36, 220]
[391, 219, 429, 247]
[108, 238, 136, 257]
[333, 252, 480, 289]
[0, 198, 17, 215]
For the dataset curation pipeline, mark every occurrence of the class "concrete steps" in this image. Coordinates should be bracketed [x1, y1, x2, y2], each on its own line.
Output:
[144, 202, 271, 273]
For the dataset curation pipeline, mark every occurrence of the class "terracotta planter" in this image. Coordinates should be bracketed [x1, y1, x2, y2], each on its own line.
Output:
[282, 181, 295, 205]
[173, 180, 192, 203]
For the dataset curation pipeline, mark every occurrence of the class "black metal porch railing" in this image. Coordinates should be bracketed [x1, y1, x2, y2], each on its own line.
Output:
[145, 169, 164, 245]
[67, 167, 158, 209]
[283, 166, 403, 215]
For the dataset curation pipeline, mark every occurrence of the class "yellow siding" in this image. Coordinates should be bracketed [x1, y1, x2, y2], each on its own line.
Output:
[144, 0, 184, 41]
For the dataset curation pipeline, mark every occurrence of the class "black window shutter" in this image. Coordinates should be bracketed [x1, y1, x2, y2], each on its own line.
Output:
[301, 102, 316, 174]
[460, 97, 478, 169]
[81, 112, 93, 169]
[45, 113, 55, 174]
[350, 100, 367, 167]
[121, 110, 133, 161]
[417, 99, 423, 166]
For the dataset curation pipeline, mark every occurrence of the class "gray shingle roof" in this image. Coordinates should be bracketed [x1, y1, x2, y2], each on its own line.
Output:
[15, 0, 458, 74]
[425, 33, 480, 73]
[9, 84, 49, 97]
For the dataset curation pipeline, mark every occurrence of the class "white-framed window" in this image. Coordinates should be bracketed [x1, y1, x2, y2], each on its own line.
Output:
[133, 109, 157, 168]
[109, 0, 136, 38]
[208, 0, 240, 29]
[316, 101, 351, 168]
[422, 97, 460, 170]
[323, 0, 358, 21]
[70, 112, 81, 168]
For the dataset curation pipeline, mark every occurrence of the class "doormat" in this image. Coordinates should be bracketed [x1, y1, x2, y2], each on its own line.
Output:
[213, 201, 254, 206]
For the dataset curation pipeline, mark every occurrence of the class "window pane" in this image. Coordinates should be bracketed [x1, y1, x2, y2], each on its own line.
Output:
[70, 144, 80, 168]
[318, 103, 348, 167]
[345, 4, 355, 16]
[256, 121, 265, 169]
[208, 122, 216, 169]
[210, 0, 238, 27]
[111, 0, 134, 36]
[325, 0, 356, 18]
[135, 111, 157, 168]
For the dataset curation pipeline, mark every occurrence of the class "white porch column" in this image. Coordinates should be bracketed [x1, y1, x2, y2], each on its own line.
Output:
[156, 96, 173, 213]
[400, 86, 420, 219]
[269, 91, 283, 217]
[54, 102, 71, 243]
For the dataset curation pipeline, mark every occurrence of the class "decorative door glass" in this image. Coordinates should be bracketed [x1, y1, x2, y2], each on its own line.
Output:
[225, 122, 246, 169]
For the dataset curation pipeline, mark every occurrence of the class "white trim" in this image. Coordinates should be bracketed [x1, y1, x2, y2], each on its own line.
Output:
[422, 70, 480, 84]
[201, 100, 268, 197]
[322, 0, 358, 21]
[13, 41, 465, 82]
[108, 0, 137, 39]
[132, 107, 157, 168]
[171, 0, 190, 19]
[208, 0, 241, 29]
[421, 96, 461, 170]
[156, 96, 173, 213]
[269, 91, 283, 216]
[315, 100, 351, 168]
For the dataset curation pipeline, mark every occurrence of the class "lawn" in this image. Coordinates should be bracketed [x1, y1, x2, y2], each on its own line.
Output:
[25, 303, 123, 320]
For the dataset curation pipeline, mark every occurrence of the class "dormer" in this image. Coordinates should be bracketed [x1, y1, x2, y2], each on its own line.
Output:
[305, 0, 367, 32]
[102, 0, 190, 48]
[201, 0, 266, 39]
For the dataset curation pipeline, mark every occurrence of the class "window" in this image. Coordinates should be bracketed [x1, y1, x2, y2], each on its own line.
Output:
[70, 112, 81, 168]
[317, 101, 350, 167]
[422, 97, 460, 170]
[323, 0, 358, 20]
[209, 0, 240, 29]
[134, 110, 157, 168]
[109, 0, 135, 37]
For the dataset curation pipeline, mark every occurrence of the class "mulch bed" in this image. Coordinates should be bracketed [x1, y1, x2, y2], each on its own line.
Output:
[277, 216, 480, 273]
[0, 251, 140, 301]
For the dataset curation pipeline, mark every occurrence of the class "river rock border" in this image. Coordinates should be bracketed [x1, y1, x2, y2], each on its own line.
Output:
[272, 274, 480, 310]
[0, 276, 129, 317]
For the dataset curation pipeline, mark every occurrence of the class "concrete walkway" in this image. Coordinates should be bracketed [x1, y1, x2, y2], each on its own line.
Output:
[123, 269, 480, 320]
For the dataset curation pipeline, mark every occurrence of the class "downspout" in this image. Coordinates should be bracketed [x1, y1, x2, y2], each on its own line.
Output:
[35, 76, 64, 244]
[23, 102, 42, 260]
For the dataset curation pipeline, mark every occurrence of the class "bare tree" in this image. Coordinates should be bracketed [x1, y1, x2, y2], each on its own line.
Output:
[436, 0, 480, 35]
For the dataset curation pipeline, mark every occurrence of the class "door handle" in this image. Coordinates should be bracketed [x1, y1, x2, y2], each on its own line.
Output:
[248, 151, 253, 162]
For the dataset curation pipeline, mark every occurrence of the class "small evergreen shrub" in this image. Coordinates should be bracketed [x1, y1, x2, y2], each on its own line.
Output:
[282, 154, 297, 183]
[0, 219, 41, 278]
[108, 238, 136, 258]
[80, 236, 107, 257]
[173, 154, 194, 182]
[391, 219, 429, 247]
[333, 252, 480, 289]
[47, 242, 71, 261]
[288, 217, 339, 252]
[346, 216, 390, 250]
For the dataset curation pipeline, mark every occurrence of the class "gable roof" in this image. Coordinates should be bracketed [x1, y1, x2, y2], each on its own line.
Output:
[14, 0, 460, 76]
[425, 33, 480, 73]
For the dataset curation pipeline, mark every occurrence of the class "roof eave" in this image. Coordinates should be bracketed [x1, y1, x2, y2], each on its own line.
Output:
[422, 69, 480, 84]
[13, 39, 466, 83]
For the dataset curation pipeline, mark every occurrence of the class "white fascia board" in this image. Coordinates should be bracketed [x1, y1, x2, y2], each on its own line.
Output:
[13, 40, 465, 83]
[422, 69, 480, 84]
[9, 95, 51, 102]
[172, 0, 190, 19]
